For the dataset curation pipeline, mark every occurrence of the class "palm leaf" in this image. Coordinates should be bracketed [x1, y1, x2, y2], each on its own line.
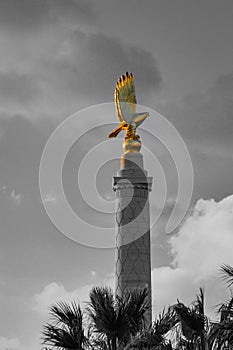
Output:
[153, 307, 178, 338]
[41, 301, 86, 350]
[49, 301, 83, 329]
[86, 286, 149, 348]
[193, 287, 205, 315]
[174, 302, 207, 341]
[125, 307, 176, 350]
[87, 286, 117, 339]
[122, 288, 149, 335]
[220, 264, 233, 287]
[208, 320, 233, 349]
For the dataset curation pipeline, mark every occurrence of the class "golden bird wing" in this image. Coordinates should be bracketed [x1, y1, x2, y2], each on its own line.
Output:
[114, 72, 137, 123]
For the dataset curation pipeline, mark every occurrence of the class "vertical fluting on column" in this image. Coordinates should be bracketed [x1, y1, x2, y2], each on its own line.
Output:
[113, 151, 153, 326]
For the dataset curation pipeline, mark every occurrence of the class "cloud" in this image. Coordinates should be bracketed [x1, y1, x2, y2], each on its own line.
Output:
[158, 73, 233, 147]
[33, 276, 114, 315]
[66, 32, 161, 101]
[91, 270, 97, 278]
[0, 115, 52, 190]
[0, 0, 161, 121]
[0, 336, 22, 350]
[41, 191, 57, 204]
[0, 186, 23, 206]
[155, 72, 233, 203]
[0, 70, 39, 102]
[34, 190, 233, 321]
[0, 0, 94, 31]
[9, 190, 23, 206]
[170, 196, 233, 276]
[152, 194, 233, 319]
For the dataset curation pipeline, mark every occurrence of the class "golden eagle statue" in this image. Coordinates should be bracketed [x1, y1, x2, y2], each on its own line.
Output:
[108, 72, 149, 141]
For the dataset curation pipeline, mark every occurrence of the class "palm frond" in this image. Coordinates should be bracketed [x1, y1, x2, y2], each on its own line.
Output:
[86, 286, 117, 340]
[41, 300, 86, 350]
[208, 320, 233, 349]
[220, 264, 233, 287]
[86, 286, 150, 348]
[124, 304, 177, 350]
[174, 301, 207, 341]
[49, 301, 83, 330]
[153, 307, 178, 337]
[193, 287, 205, 315]
[42, 323, 86, 350]
[216, 297, 233, 323]
[122, 288, 149, 335]
[124, 326, 172, 350]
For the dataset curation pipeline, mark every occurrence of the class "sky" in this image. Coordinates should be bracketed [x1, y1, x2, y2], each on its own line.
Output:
[0, 0, 233, 349]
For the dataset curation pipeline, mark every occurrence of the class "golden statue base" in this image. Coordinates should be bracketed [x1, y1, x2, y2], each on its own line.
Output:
[123, 138, 141, 153]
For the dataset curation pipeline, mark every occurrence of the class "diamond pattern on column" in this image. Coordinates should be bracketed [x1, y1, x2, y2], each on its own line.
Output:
[114, 152, 153, 326]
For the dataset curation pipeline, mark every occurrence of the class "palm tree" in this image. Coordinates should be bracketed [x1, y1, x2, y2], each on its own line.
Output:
[86, 286, 149, 350]
[208, 265, 233, 350]
[42, 301, 88, 350]
[173, 288, 209, 350]
[124, 306, 177, 350]
[208, 314, 233, 350]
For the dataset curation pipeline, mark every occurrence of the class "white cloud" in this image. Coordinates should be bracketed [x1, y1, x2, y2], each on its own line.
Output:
[91, 270, 97, 277]
[0, 186, 23, 206]
[0, 336, 22, 350]
[33, 276, 114, 316]
[152, 194, 233, 320]
[33, 282, 86, 315]
[10, 190, 23, 206]
[41, 192, 57, 204]
[33, 195, 233, 321]
[171, 196, 233, 276]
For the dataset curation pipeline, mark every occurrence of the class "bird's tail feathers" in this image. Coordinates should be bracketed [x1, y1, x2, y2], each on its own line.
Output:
[108, 124, 125, 138]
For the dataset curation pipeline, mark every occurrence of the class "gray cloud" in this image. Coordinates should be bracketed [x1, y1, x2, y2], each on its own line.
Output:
[0, 0, 49, 30]
[0, 0, 161, 122]
[159, 73, 233, 143]
[0, 71, 40, 107]
[0, 116, 53, 209]
[0, 12, 161, 121]
[156, 73, 233, 203]
[0, 0, 94, 31]
[43, 30, 161, 104]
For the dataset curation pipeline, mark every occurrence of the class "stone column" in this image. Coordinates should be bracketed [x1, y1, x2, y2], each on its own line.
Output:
[113, 151, 153, 326]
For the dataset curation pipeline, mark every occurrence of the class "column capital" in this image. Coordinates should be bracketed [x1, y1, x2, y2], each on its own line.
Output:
[113, 176, 153, 193]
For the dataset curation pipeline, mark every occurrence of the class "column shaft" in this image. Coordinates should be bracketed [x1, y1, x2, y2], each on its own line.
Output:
[113, 152, 153, 326]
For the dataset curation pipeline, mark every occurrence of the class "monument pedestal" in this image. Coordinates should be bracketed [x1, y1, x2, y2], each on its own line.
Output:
[113, 151, 153, 326]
